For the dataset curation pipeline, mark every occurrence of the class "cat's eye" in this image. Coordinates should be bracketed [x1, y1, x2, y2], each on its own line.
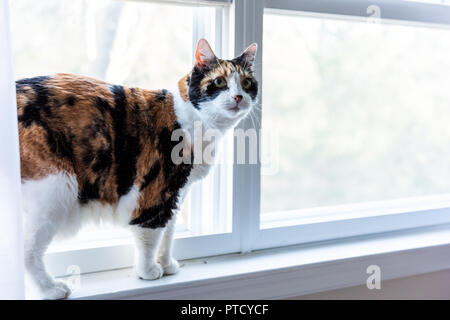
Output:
[242, 78, 252, 90]
[214, 77, 227, 88]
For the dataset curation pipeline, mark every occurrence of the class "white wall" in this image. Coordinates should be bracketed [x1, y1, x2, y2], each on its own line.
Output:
[291, 269, 450, 300]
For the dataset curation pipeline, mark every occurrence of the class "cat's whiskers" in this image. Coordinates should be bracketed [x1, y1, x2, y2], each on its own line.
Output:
[249, 108, 258, 130]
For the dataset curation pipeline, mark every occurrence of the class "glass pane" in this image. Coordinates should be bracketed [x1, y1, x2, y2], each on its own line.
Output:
[9, 0, 192, 89]
[261, 12, 450, 217]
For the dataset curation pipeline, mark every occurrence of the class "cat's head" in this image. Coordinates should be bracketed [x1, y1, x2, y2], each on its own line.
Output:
[179, 39, 258, 130]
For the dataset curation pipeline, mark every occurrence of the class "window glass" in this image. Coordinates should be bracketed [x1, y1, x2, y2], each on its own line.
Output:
[261, 12, 450, 216]
[10, 0, 193, 88]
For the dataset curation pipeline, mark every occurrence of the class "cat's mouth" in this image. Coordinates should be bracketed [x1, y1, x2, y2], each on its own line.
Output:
[229, 102, 246, 114]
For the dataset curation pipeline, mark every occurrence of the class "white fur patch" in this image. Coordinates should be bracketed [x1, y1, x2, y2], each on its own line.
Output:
[116, 185, 140, 225]
[22, 173, 139, 241]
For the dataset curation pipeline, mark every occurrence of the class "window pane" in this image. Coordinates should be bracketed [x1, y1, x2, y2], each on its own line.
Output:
[9, 0, 192, 89]
[261, 12, 450, 216]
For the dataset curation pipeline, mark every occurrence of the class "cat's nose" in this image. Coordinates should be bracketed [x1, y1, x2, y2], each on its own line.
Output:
[234, 95, 243, 104]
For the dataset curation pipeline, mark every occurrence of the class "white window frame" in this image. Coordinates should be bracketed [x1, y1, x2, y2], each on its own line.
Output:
[41, 0, 450, 276]
[241, 0, 450, 252]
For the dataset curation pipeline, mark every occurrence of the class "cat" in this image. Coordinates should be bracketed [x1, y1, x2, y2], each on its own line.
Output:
[16, 39, 258, 299]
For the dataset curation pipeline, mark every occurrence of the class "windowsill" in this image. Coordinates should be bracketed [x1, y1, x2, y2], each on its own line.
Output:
[66, 224, 450, 299]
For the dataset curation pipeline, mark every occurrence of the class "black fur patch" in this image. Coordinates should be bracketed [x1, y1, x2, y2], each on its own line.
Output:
[82, 148, 95, 165]
[17, 76, 51, 127]
[129, 202, 166, 227]
[80, 116, 113, 175]
[156, 89, 167, 102]
[204, 81, 227, 100]
[188, 66, 212, 109]
[95, 97, 111, 114]
[46, 125, 74, 160]
[139, 195, 177, 228]
[78, 179, 100, 204]
[130, 193, 180, 228]
[157, 126, 178, 177]
[243, 77, 258, 100]
[110, 85, 141, 197]
[66, 95, 77, 106]
[140, 161, 161, 191]
[92, 148, 113, 173]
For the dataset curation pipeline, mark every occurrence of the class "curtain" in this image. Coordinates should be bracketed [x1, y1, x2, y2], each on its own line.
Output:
[0, 0, 25, 299]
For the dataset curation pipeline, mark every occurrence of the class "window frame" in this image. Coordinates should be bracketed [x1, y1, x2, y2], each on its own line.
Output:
[38, 0, 450, 276]
[241, 0, 450, 252]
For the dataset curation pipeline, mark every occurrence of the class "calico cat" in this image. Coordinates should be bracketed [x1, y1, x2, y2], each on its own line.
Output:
[17, 39, 258, 299]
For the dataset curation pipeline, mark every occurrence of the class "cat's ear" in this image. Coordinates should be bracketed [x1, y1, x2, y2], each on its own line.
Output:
[235, 43, 258, 70]
[194, 38, 216, 70]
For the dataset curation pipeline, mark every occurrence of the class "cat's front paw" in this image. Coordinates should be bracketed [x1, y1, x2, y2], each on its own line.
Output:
[135, 263, 164, 280]
[42, 281, 71, 300]
[160, 257, 180, 275]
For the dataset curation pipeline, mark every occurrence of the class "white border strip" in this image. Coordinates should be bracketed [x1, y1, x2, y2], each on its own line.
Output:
[266, 0, 450, 26]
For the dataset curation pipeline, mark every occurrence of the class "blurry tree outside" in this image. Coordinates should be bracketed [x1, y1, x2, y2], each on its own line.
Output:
[262, 13, 450, 214]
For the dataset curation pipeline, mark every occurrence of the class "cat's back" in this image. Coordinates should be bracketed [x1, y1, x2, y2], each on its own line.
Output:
[16, 73, 114, 114]
[16, 73, 177, 186]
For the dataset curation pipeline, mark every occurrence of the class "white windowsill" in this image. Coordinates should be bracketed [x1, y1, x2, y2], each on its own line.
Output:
[66, 224, 450, 299]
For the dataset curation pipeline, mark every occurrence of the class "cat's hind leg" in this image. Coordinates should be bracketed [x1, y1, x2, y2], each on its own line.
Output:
[22, 173, 78, 299]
